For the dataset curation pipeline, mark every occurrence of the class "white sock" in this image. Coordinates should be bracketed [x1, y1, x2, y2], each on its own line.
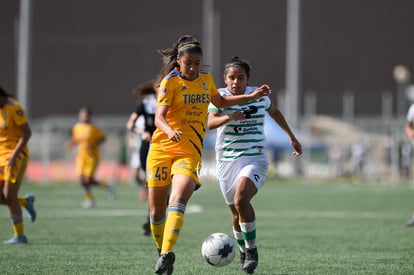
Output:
[240, 221, 256, 249]
[233, 228, 246, 252]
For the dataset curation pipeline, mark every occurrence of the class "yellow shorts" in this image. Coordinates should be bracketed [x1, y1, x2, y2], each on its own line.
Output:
[146, 148, 202, 188]
[0, 153, 29, 184]
[76, 156, 98, 177]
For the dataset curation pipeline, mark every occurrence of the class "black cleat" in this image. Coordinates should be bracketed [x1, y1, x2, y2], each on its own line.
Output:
[240, 251, 246, 267]
[154, 251, 175, 274]
[242, 247, 258, 274]
[142, 222, 151, 236]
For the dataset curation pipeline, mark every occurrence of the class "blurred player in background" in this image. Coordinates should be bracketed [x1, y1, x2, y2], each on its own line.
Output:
[66, 106, 114, 208]
[404, 103, 414, 226]
[126, 81, 157, 236]
[147, 35, 270, 274]
[208, 57, 302, 274]
[0, 85, 36, 244]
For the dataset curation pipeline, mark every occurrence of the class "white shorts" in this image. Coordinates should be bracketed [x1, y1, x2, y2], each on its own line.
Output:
[216, 156, 268, 205]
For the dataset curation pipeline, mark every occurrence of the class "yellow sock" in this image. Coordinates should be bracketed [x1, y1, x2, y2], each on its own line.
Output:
[100, 181, 108, 189]
[11, 213, 25, 237]
[18, 197, 28, 207]
[150, 215, 166, 252]
[85, 191, 94, 201]
[13, 222, 24, 236]
[161, 202, 185, 253]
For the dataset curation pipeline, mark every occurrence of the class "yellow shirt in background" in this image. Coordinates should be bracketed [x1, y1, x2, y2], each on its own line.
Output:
[71, 122, 105, 162]
[0, 97, 29, 165]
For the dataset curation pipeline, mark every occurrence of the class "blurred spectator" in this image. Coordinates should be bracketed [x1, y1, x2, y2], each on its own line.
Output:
[351, 142, 366, 178]
[399, 140, 412, 180]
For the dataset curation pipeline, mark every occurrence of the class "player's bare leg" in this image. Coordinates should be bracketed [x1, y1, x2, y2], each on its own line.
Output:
[234, 177, 258, 274]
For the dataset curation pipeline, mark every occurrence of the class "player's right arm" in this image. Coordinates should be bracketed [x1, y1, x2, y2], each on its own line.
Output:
[405, 105, 414, 139]
[207, 110, 245, 130]
[65, 126, 78, 151]
[126, 112, 139, 134]
[154, 105, 182, 142]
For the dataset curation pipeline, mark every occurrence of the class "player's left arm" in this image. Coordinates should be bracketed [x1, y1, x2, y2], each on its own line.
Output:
[405, 122, 414, 139]
[93, 129, 106, 147]
[268, 106, 302, 156]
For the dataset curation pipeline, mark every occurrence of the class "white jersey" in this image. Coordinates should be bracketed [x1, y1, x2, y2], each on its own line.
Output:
[208, 86, 272, 161]
[407, 104, 414, 123]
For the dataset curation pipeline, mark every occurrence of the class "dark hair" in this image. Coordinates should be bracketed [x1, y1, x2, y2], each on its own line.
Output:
[157, 35, 203, 82]
[224, 56, 252, 79]
[79, 106, 93, 116]
[133, 80, 157, 96]
[0, 85, 13, 97]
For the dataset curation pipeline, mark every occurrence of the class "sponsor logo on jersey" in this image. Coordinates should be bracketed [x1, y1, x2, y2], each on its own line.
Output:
[182, 93, 210, 104]
[201, 81, 208, 91]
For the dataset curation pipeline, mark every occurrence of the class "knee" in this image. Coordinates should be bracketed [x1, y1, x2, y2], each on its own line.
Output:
[233, 195, 247, 209]
[1, 193, 15, 205]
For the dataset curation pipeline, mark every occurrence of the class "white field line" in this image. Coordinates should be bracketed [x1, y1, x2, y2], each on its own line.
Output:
[0, 204, 204, 218]
[0, 205, 405, 219]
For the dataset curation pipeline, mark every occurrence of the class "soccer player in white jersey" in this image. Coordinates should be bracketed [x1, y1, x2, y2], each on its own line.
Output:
[208, 56, 302, 274]
[404, 103, 414, 226]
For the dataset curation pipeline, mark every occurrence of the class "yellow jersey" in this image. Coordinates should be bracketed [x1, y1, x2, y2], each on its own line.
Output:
[151, 68, 219, 158]
[0, 97, 29, 165]
[71, 122, 105, 161]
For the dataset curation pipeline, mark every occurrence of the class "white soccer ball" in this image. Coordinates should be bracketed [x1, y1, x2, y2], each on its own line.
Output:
[201, 232, 236, 267]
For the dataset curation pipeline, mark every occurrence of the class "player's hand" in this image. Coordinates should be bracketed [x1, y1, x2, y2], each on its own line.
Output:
[291, 138, 302, 156]
[141, 131, 151, 142]
[250, 85, 272, 100]
[168, 129, 183, 142]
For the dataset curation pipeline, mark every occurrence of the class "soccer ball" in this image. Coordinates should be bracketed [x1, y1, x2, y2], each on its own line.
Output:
[201, 232, 236, 267]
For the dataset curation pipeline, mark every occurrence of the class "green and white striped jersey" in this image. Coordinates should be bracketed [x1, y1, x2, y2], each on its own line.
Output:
[208, 86, 272, 161]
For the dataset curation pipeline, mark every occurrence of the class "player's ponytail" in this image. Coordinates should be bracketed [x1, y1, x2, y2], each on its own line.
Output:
[0, 85, 14, 98]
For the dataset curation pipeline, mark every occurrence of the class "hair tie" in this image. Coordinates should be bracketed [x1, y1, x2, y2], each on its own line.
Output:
[178, 43, 200, 51]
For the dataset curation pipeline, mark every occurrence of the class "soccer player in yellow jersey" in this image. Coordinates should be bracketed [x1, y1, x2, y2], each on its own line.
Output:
[148, 35, 271, 274]
[0, 85, 36, 244]
[66, 106, 113, 208]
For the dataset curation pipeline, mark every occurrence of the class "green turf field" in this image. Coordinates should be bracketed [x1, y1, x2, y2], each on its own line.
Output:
[2, 179, 414, 275]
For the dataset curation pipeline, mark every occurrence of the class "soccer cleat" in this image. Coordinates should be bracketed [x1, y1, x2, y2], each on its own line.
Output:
[240, 251, 246, 267]
[4, 235, 28, 244]
[82, 199, 95, 209]
[154, 251, 175, 274]
[406, 217, 414, 227]
[25, 194, 36, 222]
[242, 247, 258, 274]
[142, 222, 151, 236]
[106, 182, 116, 200]
[164, 265, 173, 275]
